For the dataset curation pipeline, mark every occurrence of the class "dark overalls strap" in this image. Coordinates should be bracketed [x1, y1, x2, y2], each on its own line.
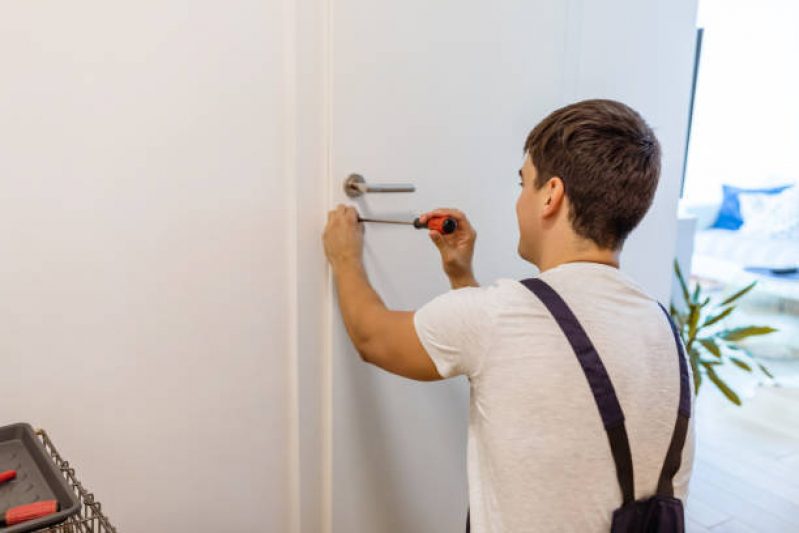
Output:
[520, 278, 635, 505]
[654, 302, 692, 497]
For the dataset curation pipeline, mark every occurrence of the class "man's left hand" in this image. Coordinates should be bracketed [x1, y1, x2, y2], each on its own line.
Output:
[323, 204, 364, 268]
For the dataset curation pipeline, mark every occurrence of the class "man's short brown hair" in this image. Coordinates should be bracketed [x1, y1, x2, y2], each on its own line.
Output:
[524, 99, 661, 250]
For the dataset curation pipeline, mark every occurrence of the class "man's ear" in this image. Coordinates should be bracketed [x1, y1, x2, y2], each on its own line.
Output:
[541, 176, 565, 218]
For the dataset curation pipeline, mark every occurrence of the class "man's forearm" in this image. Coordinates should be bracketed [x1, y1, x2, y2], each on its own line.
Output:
[332, 259, 387, 349]
[331, 257, 475, 353]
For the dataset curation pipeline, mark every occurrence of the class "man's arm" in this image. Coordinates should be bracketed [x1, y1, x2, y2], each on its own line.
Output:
[323, 204, 480, 380]
[333, 258, 444, 381]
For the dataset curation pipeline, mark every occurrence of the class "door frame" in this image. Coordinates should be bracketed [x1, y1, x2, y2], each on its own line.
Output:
[287, 0, 333, 531]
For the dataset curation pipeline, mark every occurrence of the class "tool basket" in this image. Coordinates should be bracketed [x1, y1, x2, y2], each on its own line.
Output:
[29, 429, 116, 533]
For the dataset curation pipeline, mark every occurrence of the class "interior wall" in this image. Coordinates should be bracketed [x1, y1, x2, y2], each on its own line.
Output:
[0, 1, 295, 531]
[561, 0, 700, 304]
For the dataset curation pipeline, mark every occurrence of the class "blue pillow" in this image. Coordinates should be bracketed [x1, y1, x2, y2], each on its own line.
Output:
[711, 184, 794, 230]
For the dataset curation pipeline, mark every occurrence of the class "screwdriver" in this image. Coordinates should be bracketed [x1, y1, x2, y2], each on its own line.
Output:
[0, 470, 16, 484]
[357, 215, 458, 234]
[0, 500, 60, 527]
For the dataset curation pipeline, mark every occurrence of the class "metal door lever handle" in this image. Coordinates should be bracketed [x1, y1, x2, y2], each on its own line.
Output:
[344, 174, 416, 198]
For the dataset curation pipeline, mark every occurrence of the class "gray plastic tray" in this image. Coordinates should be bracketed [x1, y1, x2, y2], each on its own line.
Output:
[0, 423, 80, 532]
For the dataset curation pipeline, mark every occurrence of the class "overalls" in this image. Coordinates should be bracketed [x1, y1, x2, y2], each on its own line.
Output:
[465, 278, 691, 532]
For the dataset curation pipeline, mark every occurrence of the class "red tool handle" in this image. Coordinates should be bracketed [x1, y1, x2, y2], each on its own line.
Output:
[0, 470, 16, 484]
[414, 216, 458, 234]
[1, 500, 60, 526]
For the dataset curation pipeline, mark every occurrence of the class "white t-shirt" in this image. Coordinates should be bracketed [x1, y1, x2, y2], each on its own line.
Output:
[413, 261, 696, 533]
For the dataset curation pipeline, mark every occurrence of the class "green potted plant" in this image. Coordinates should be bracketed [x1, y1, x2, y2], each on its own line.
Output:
[670, 260, 778, 405]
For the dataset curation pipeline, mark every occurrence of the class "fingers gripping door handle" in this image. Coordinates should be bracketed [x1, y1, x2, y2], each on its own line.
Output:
[344, 174, 416, 197]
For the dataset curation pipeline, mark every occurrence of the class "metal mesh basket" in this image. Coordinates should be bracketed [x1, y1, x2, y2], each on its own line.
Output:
[31, 430, 117, 533]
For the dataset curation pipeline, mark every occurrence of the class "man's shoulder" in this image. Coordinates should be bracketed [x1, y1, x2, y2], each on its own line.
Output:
[451, 278, 533, 304]
[460, 278, 554, 318]
[419, 278, 525, 319]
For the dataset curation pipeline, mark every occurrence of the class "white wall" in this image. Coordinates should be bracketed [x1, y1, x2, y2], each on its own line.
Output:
[0, 2, 295, 531]
[561, 0, 699, 303]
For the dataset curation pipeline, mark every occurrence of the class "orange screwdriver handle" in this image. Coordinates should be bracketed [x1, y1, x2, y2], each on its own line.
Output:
[0, 470, 16, 484]
[413, 216, 458, 234]
[1, 500, 60, 526]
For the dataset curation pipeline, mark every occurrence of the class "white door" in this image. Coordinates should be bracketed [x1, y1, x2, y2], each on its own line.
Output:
[326, 1, 698, 531]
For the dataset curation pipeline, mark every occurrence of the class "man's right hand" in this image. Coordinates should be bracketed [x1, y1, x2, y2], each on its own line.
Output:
[419, 208, 479, 288]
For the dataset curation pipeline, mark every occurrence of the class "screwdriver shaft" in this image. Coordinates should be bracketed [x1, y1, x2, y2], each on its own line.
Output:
[357, 215, 456, 233]
[358, 217, 414, 225]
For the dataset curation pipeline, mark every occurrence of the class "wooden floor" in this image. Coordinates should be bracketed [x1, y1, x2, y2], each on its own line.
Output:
[685, 382, 799, 532]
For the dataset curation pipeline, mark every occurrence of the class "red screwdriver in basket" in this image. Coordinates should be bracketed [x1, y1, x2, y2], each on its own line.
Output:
[0, 470, 15, 484]
[0, 500, 60, 527]
[0, 470, 61, 527]
[357, 214, 458, 234]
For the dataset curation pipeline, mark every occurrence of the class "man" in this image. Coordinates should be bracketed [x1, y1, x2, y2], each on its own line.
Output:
[322, 99, 695, 532]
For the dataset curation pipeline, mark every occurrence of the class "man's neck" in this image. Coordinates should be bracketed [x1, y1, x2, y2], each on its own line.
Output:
[537, 246, 621, 273]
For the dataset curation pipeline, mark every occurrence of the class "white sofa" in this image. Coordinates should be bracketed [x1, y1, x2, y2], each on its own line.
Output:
[682, 200, 799, 273]
[678, 199, 799, 361]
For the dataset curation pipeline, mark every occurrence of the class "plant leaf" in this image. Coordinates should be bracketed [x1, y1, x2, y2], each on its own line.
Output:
[698, 338, 722, 358]
[719, 280, 757, 307]
[701, 306, 734, 328]
[692, 283, 702, 304]
[758, 363, 775, 379]
[700, 297, 711, 308]
[676, 311, 687, 332]
[670, 304, 687, 331]
[706, 366, 742, 405]
[720, 326, 778, 341]
[687, 305, 700, 341]
[688, 345, 702, 394]
[729, 357, 753, 372]
[674, 260, 691, 306]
